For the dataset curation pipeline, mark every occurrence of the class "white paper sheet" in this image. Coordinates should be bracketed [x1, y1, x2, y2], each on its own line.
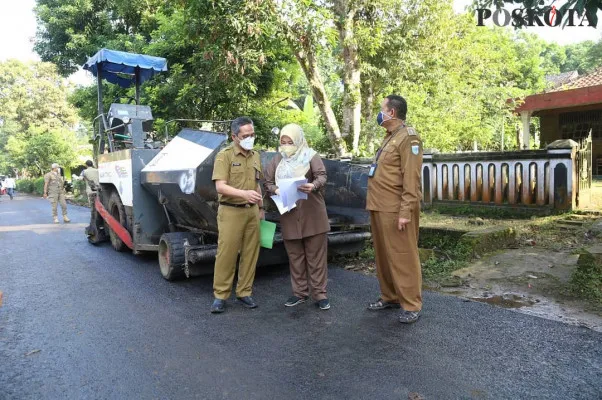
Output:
[270, 177, 308, 214]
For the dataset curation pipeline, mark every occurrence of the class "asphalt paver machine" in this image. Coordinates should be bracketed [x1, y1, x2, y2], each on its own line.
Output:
[85, 49, 371, 280]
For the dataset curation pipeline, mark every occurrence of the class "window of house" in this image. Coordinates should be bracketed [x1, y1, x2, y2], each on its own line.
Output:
[559, 110, 602, 140]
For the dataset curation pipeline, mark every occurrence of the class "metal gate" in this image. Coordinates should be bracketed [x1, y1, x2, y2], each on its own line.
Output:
[575, 131, 592, 209]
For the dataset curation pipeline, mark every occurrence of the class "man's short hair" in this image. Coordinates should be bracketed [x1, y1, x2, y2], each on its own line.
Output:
[386, 95, 407, 120]
[85, 160, 94, 167]
[51, 163, 59, 169]
[231, 117, 254, 136]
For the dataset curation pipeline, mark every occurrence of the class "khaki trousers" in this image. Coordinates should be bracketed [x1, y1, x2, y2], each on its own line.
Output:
[49, 191, 68, 218]
[283, 233, 328, 300]
[213, 205, 260, 299]
[87, 193, 99, 225]
[370, 209, 422, 311]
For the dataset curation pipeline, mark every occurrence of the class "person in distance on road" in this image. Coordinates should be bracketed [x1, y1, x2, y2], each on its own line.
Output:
[3, 176, 15, 200]
[43, 163, 70, 224]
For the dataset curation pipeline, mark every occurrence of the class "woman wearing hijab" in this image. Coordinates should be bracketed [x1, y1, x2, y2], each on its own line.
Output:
[264, 124, 331, 310]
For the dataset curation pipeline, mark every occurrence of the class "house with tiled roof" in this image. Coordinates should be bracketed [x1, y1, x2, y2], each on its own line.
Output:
[516, 66, 602, 173]
[545, 70, 579, 90]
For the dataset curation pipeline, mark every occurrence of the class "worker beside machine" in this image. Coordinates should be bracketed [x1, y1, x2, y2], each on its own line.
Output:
[82, 160, 100, 206]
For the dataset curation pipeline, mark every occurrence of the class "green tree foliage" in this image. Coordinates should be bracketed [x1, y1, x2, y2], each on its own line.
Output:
[42, 0, 318, 149]
[560, 40, 602, 73]
[33, 0, 601, 157]
[0, 60, 83, 176]
[7, 128, 77, 176]
[359, 2, 550, 152]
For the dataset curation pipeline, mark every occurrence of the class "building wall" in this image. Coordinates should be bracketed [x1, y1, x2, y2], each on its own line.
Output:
[538, 104, 602, 173]
[540, 114, 561, 145]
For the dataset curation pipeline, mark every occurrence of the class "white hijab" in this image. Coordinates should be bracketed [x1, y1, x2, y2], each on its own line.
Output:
[275, 124, 317, 185]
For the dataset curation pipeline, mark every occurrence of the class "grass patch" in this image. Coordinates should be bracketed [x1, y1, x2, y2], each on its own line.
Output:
[340, 234, 475, 280]
[431, 203, 560, 220]
[570, 250, 602, 302]
[420, 235, 474, 279]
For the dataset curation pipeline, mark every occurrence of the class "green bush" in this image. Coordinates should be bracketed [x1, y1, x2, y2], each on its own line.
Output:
[16, 179, 35, 193]
[72, 179, 89, 205]
[33, 177, 45, 195]
[571, 251, 602, 302]
[73, 179, 86, 197]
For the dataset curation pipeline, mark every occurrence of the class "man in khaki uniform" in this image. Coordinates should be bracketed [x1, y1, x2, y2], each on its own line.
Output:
[210, 117, 264, 313]
[82, 160, 100, 228]
[82, 160, 100, 206]
[44, 163, 70, 224]
[366, 95, 423, 324]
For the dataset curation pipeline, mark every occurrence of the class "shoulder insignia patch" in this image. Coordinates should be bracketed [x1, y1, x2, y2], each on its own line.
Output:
[411, 145, 420, 155]
[407, 127, 417, 136]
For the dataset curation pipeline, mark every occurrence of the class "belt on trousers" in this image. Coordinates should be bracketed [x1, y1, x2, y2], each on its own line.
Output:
[219, 202, 256, 208]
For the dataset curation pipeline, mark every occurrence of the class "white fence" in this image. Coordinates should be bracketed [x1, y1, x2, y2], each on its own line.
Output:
[421, 145, 578, 210]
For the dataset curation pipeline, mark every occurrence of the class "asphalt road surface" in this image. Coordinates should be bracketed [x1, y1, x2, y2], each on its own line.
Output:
[1, 195, 601, 400]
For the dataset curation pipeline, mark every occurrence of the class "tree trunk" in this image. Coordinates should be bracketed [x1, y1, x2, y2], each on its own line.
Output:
[362, 80, 376, 154]
[334, 0, 362, 155]
[294, 46, 348, 157]
[271, 0, 348, 157]
[516, 122, 523, 150]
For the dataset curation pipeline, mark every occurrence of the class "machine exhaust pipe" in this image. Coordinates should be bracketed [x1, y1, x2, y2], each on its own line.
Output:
[185, 230, 371, 275]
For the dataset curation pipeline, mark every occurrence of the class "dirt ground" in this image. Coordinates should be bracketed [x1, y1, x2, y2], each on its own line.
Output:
[446, 246, 602, 332]
[342, 210, 602, 332]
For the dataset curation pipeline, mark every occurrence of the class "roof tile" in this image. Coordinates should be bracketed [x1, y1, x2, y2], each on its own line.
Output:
[548, 67, 602, 92]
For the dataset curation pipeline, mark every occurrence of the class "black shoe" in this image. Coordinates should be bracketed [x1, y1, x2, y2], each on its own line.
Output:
[285, 296, 308, 307]
[367, 298, 401, 311]
[237, 296, 258, 309]
[210, 299, 225, 314]
[399, 310, 421, 324]
[317, 299, 330, 310]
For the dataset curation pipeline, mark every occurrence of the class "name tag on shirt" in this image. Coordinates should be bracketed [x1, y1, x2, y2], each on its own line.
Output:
[368, 163, 377, 178]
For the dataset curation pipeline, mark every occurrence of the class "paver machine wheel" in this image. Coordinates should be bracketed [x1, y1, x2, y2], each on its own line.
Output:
[107, 191, 128, 252]
[158, 232, 199, 281]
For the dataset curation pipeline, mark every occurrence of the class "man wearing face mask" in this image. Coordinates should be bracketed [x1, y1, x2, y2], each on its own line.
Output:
[366, 95, 423, 324]
[210, 117, 264, 313]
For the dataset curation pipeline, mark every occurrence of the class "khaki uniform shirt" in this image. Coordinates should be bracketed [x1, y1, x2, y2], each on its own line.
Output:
[366, 125, 423, 221]
[212, 143, 262, 204]
[82, 167, 100, 195]
[264, 154, 331, 240]
[44, 171, 64, 195]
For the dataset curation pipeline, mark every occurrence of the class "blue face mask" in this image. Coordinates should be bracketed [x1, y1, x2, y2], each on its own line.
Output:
[376, 111, 393, 126]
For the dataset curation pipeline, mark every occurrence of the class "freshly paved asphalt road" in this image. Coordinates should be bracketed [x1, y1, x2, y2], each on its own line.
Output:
[1, 195, 601, 400]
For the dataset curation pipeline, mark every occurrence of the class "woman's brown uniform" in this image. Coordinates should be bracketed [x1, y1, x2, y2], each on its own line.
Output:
[264, 154, 331, 300]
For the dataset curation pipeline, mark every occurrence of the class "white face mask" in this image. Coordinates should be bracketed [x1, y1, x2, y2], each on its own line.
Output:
[239, 136, 255, 151]
[280, 145, 298, 157]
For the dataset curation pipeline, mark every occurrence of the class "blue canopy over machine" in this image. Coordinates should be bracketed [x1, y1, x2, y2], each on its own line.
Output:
[84, 49, 168, 153]
[83, 48, 167, 88]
